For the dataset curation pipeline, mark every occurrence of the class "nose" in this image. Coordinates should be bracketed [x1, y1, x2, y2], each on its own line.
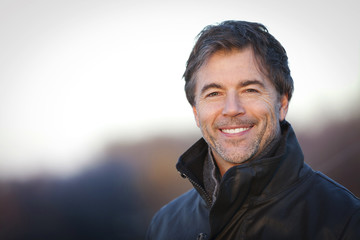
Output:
[222, 92, 245, 117]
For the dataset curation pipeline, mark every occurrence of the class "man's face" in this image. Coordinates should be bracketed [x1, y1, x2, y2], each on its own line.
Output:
[192, 47, 288, 172]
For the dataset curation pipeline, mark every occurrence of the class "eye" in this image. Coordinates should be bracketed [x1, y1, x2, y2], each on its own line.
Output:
[245, 88, 259, 93]
[206, 92, 220, 97]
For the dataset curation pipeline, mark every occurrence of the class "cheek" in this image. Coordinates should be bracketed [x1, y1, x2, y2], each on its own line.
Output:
[196, 103, 223, 131]
[246, 98, 278, 120]
[197, 106, 213, 125]
[193, 104, 210, 128]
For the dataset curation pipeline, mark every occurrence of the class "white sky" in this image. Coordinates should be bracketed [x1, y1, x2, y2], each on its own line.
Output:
[0, 0, 359, 179]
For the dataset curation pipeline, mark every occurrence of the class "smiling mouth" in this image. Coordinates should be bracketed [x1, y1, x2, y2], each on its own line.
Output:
[221, 127, 251, 134]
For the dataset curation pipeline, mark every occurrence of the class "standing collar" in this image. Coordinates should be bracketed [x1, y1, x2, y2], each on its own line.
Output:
[177, 121, 312, 236]
[176, 121, 308, 200]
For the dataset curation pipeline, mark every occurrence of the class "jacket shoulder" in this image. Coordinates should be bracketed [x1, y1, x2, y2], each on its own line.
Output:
[313, 171, 360, 206]
[146, 189, 210, 240]
[310, 172, 360, 238]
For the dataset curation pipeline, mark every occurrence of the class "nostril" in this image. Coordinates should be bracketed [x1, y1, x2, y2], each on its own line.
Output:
[222, 96, 245, 117]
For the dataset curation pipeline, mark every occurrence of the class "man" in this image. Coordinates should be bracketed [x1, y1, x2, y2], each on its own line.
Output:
[146, 21, 360, 240]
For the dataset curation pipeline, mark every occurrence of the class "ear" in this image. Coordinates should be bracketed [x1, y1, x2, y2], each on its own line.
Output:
[192, 105, 200, 127]
[279, 94, 289, 121]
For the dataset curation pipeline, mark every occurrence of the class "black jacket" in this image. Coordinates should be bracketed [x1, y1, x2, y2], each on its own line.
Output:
[146, 123, 360, 239]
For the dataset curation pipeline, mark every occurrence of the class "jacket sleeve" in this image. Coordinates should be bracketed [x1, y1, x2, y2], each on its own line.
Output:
[145, 225, 152, 240]
[341, 207, 360, 240]
[145, 212, 158, 240]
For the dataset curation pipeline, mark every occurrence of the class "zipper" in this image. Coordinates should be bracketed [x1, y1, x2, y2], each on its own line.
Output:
[179, 171, 213, 207]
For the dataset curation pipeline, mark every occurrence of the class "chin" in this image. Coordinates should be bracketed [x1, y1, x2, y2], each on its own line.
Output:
[220, 149, 256, 165]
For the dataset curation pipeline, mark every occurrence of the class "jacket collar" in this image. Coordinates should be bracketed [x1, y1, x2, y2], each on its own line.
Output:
[176, 121, 311, 235]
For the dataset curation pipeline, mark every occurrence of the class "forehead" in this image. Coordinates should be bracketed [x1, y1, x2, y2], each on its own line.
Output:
[195, 48, 269, 90]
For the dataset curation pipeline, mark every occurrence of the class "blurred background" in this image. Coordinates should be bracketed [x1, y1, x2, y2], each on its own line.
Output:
[0, 0, 359, 239]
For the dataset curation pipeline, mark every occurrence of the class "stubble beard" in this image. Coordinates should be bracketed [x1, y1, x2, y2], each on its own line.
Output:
[207, 118, 278, 165]
[210, 128, 263, 165]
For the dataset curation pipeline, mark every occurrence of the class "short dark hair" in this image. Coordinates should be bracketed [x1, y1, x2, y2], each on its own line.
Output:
[183, 20, 294, 106]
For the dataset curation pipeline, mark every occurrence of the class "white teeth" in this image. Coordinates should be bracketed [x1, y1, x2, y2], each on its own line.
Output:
[222, 127, 250, 134]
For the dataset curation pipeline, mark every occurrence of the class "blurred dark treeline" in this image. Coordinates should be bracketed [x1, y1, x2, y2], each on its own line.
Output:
[0, 116, 359, 240]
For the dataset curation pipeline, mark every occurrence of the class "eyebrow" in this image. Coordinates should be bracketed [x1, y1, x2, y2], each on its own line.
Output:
[200, 79, 265, 95]
[239, 80, 265, 88]
[200, 83, 224, 95]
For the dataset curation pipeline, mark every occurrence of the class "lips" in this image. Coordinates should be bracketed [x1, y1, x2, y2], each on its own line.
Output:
[221, 127, 251, 134]
[216, 118, 256, 136]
